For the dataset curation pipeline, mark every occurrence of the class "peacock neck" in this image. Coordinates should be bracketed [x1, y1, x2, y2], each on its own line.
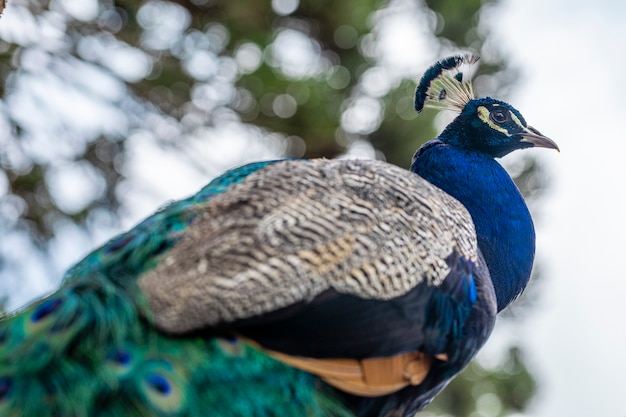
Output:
[411, 139, 535, 312]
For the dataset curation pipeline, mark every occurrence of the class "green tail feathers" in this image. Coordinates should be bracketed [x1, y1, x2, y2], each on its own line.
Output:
[0, 280, 350, 416]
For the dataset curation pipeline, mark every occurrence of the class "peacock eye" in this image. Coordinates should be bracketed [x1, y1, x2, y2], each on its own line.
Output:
[490, 109, 509, 124]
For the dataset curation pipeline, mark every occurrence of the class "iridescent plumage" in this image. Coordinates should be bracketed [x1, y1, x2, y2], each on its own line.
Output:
[0, 56, 558, 417]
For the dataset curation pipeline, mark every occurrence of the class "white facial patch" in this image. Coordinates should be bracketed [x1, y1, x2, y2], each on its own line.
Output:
[477, 105, 510, 135]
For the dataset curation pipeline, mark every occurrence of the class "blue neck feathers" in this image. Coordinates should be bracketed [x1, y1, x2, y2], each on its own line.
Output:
[411, 139, 535, 312]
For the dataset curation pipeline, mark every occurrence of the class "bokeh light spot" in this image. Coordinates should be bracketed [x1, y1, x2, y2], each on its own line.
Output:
[272, 0, 299, 16]
[272, 94, 297, 118]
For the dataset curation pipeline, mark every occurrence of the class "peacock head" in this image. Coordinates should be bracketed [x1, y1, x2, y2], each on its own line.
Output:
[443, 96, 559, 157]
[415, 55, 559, 158]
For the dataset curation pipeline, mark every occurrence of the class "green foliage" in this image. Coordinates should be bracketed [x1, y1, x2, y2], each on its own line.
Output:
[424, 347, 536, 417]
[0, 0, 512, 242]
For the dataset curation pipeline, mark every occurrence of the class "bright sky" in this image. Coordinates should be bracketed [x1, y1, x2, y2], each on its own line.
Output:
[485, 1, 626, 416]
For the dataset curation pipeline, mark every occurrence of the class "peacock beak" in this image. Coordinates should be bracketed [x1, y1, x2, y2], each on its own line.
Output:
[519, 126, 560, 152]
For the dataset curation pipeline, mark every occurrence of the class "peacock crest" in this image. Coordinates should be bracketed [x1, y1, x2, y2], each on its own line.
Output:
[414, 54, 479, 113]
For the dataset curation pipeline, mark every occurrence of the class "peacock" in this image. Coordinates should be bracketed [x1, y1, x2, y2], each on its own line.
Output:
[0, 55, 558, 417]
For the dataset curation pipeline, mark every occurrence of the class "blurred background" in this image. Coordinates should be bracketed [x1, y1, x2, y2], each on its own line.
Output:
[0, 0, 624, 416]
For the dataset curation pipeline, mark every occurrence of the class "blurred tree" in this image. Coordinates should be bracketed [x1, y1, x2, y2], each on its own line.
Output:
[423, 347, 536, 417]
[0, 0, 545, 415]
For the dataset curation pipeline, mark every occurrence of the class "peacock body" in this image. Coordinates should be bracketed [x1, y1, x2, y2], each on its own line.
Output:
[0, 55, 558, 417]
